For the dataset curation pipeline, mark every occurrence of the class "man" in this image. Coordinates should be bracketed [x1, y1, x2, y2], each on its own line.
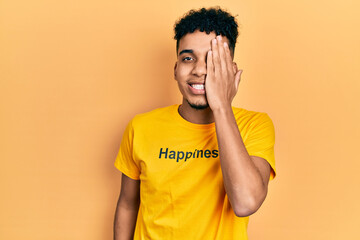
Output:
[114, 7, 276, 240]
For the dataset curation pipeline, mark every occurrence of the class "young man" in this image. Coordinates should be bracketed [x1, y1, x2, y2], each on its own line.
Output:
[114, 7, 276, 240]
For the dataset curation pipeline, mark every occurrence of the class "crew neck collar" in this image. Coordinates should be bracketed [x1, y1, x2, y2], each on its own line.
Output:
[171, 104, 215, 130]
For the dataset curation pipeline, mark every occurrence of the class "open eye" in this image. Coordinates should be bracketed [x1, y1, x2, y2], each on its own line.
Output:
[182, 56, 194, 62]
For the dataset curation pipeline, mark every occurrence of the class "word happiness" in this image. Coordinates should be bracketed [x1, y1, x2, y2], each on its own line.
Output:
[159, 148, 219, 162]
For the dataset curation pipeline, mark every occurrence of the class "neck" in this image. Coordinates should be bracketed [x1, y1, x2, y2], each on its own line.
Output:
[178, 100, 215, 124]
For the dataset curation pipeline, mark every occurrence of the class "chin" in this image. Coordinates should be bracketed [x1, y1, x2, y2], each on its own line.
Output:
[186, 99, 209, 110]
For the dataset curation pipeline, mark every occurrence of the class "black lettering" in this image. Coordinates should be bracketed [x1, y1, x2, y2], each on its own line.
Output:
[212, 149, 219, 158]
[185, 152, 192, 161]
[177, 151, 184, 162]
[204, 150, 211, 158]
[196, 150, 203, 158]
[169, 151, 176, 159]
[159, 148, 168, 158]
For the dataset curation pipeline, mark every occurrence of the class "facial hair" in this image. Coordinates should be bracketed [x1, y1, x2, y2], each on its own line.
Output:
[186, 99, 209, 110]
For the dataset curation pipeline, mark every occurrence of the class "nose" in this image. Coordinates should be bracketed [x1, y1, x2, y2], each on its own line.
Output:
[191, 59, 207, 77]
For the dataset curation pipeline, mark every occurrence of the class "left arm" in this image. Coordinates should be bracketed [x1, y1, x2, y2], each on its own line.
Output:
[206, 35, 271, 217]
[213, 107, 270, 217]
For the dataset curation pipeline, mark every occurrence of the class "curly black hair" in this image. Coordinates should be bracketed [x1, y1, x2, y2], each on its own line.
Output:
[174, 7, 239, 54]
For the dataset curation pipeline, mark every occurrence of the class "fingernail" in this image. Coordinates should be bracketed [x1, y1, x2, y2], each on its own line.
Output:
[217, 35, 222, 41]
[224, 42, 228, 48]
[212, 39, 217, 44]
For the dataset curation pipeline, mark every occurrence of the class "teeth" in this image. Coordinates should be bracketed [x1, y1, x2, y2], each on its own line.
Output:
[191, 84, 204, 90]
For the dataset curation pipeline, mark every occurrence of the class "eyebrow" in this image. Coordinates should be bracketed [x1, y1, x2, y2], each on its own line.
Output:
[178, 49, 193, 56]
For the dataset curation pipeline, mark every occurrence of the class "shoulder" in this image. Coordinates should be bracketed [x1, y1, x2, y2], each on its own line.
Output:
[232, 106, 273, 127]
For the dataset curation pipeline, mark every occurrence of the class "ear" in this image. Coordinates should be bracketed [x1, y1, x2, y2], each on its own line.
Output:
[232, 62, 238, 74]
[174, 62, 177, 79]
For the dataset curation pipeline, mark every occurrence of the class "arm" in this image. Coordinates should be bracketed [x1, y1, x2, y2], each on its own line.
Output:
[114, 174, 140, 240]
[213, 107, 271, 217]
[205, 35, 271, 217]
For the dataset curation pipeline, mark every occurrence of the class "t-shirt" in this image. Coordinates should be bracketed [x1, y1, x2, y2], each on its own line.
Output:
[114, 104, 276, 240]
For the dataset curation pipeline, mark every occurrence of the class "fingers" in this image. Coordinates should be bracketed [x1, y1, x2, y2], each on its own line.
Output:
[210, 35, 243, 92]
[211, 35, 234, 77]
[216, 36, 228, 76]
[206, 50, 214, 76]
[211, 38, 222, 77]
[223, 42, 235, 75]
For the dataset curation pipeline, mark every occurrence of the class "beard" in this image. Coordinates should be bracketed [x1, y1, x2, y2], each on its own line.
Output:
[186, 99, 209, 110]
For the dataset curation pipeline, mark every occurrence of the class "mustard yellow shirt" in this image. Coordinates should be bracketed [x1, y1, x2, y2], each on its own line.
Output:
[115, 104, 276, 239]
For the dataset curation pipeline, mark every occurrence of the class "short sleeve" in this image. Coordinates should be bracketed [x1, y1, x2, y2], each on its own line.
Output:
[114, 119, 141, 180]
[244, 113, 276, 180]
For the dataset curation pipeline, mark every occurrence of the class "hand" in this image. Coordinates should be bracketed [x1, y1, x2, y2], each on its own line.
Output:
[205, 35, 243, 111]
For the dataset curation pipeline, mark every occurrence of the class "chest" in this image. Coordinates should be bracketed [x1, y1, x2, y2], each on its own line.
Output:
[133, 128, 221, 190]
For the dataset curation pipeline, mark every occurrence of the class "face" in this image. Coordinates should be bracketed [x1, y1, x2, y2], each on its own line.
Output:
[174, 30, 233, 110]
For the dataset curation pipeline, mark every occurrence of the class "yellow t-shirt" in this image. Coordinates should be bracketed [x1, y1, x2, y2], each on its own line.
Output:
[114, 104, 276, 240]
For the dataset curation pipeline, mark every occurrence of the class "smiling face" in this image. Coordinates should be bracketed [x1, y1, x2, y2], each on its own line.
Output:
[174, 30, 232, 110]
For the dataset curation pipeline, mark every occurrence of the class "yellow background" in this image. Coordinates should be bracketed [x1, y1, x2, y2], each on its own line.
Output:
[1, 0, 359, 239]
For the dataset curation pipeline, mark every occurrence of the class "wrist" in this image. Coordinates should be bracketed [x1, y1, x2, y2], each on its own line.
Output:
[211, 104, 233, 116]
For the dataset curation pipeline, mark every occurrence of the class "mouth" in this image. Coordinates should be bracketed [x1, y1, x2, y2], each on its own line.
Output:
[188, 83, 206, 94]
[189, 83, 205, 90]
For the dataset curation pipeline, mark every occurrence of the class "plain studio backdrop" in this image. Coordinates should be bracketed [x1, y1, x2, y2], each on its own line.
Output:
[1, 0, 359, 239]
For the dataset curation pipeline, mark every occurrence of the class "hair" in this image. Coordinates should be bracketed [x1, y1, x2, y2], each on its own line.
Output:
[174, 7, 239, 54]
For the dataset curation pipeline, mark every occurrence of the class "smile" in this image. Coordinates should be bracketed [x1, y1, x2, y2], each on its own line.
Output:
[191, 84, 205, 90]
[188, 83, 206, 94]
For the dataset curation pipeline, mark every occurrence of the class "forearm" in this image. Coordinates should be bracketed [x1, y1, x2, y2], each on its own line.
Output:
[213, 106, 267, 217]
[114, 199, 139, 240]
